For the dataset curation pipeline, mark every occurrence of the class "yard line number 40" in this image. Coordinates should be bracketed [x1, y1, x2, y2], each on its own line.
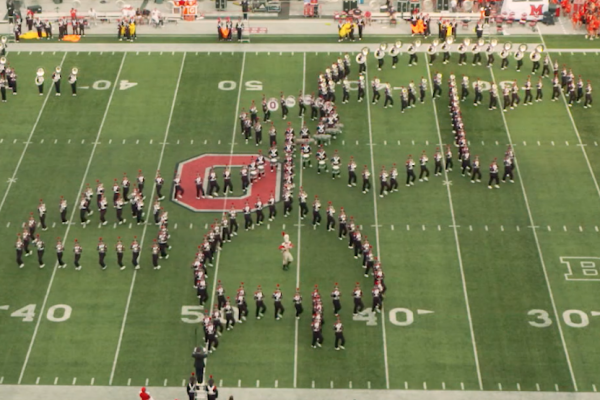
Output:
[528, 309, 600, 328]
[0, 304, 72, 322]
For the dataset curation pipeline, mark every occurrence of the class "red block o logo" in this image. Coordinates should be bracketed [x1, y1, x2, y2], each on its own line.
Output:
[173, 153, 282, 212]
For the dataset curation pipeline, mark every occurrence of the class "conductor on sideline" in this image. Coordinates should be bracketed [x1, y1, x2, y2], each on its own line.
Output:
[192, 346, 207, 384]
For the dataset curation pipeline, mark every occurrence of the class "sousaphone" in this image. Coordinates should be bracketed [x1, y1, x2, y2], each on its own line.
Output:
[375, 43, 387, 59]
[427, 38, 440, 54]
[35, 67, 44, 85]
[356, 47, 369, 64]
[388, 40, 402, 57]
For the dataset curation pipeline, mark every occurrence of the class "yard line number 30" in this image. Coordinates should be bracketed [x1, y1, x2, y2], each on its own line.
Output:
[528, 309, 600, 328]
[0, 304, 72, 322]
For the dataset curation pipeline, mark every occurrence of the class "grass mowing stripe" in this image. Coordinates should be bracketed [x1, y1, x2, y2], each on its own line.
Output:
[292, 52, 307, 389]
[489, 66, 579, 392]
[363, 59, 390, 390]
[0, 52, 67, 216]
[537, 29, 600, 200]
[17, 52, 128, 385]
[205, 52, 247, 374]
[108, 52, 187, 386]
[425, 61, 484, 390]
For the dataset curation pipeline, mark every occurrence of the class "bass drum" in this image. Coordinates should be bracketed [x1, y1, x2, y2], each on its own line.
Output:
[267, 97, 279, 112]
[286, 95, 296, 108]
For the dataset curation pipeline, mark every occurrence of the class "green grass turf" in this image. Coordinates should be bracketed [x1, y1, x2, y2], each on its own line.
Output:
[0, 46, 600, 392]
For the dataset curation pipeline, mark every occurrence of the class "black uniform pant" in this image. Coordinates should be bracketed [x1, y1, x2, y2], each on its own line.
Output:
[502, 168, 514, 181]
[433, 85, 441, 97]
[38, 84, 44, 94]
[406, 170, 416, 185]
[384, 95, 393, 107]
[379, 181, 388, 195]
[241, 177, 249, 192]
[472, 53, 481, 65]
[312, 211, 321, 226]
[269, 206, 276, 220]
[516, 59, 523, 71]
[458, 53, 467, 65]
[208, 181, 220, 196]
[226, 315, 235, 329]
[487, 54, 495, 67]
[419, 167, 430, 179]
[57, 252, 65, 267]
[299, 103, 305, 116]
[471, 168, 481, 181]
[434, 161, 443, 175]
[99, 253, 106, 268]
[489, 95, 498, 109]
[74, 253, 81, 268]
[372, 90, 380, 103]
[335, 332, 345, 348]
[295, 303, 303, 317]
[100, 209, 107, 223]
[333, 299, 341, 315]
[54, 81, 60, 95]
[461, 161, 471, 175]
[353, 298, 364, 314]
[281, 105, 288, 119]
[244, 215, 253, 229]
[389, 178, 398, 191]
[218, 295, 226, 310]
[230, 219, 238, 233]
[362, 178, 370, 192]
[255, 210, 264, 224]
[536, 89, 543, 100]
[263, 110, 271, 122]
[274, 302, 284, 318]
[256, 300, 266, 317]
[542, 64, 550, 77]
[299, 203, 308, 218]
[409, 53, 418, 65]
[132, 252, 139, 267]
[501, 58, 509, 69]
[348, 171, 356, 186]
[198, 288, 208, 305]
[37, 249, 44, 266]
[312, 331, 323, 346]
[326, 215, 335, 230]
[223, 180, 233, 194]
[194, 365, 205, 384]
[372, 297, 382, 312]
[489, 173, 500, 186]
[0, 87, 5, 101]
[474, 91, 483, 104]
[71, 82, 77, 95]
[117, 252, 124, 267]
[524, 90, 533, 104]
[585, 94, 593, 107]
[338, 223, 347, 238]
[80, 209, 88, 223]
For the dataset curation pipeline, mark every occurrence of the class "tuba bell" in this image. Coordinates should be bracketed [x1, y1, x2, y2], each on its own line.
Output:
[490, 38, 498, 47]
[0, 36, 6, 45]
[71, 67, 78, 75]
[530, 51, 541, 62]
[375, 44, 386, 59]
[362, 47, 369, 56]
[389, 43, 400, 57]
[407, 39, 421, 54]
[535, 44, 544, 53]
[441, 36, 453, 51]
[427, 38, 440, 54]
[518, 43, 528, 52]
[463, 38, 471, 47]
[35, 68, 44, 86]
[0, 56, 6, 64]
[356, 52, 366, 64]
[503, 42, 513, 51]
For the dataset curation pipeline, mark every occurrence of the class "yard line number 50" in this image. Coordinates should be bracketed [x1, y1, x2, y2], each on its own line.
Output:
[528, 309, 600, 328]
[0, 304, 72, 322]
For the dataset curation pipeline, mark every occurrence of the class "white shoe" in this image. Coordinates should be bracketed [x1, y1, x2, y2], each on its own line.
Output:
[120, 266, 126, 270]
[39, 264, 45, 269]
[135, 265, 140, 270]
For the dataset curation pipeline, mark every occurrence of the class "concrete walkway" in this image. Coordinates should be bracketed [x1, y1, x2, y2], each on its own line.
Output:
[2, 385, 600, 400]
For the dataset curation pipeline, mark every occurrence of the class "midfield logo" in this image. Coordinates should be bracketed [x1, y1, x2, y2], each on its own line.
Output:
[561, 257, 600, 281]
[173, 154, 282, 212]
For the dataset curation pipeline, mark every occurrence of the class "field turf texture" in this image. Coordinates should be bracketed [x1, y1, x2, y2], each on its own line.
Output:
[1, 42, 600, 393]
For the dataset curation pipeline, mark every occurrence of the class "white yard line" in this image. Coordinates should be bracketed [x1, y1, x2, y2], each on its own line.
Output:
[0, 52, 67, 216]
[205, 51, 247, 377]
[489, 67, 579, 392]
[292, 52, 307, 389]
[108, 52, 187, 385]
[364, 62, 390, 390]
[537, 29, 600, 201]
[18, 52, 129, 385]
[425, 62, 483, 390]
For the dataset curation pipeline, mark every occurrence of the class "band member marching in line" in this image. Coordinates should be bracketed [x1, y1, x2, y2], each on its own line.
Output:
[333, 316, 345, 350]
[502, 85, 511, 112]
[419, 151, 430, 182]
[56, 237, 66, 268]
[273, 284, 284, 320]
[280, 92, 288, 120]
[97, 237, 107, 270]
[383, 83, 393, 108]
[535, 77, 543, 102]
[331, 283, 341, 315]
[371, 76, 381, 104]
[461, 147, 472, 176]
[52, 66, 61, 96]
[326, 202, 336, 232]
[73, 239, 83, 270]
[347, 156, 357, 187]
[488, 158, 500, 189]
[195, 173, 205, 200]
[116, 237, 126, 270]
[502, 155, 514, 183]
[254, 285, 266, 319]
[338, 207, 347, 240]
[406, 155, 416, 186]
[131, 236, 141, 270]
[331, 150, 341, 180]
[35, 234, 45, 269]
[362, 165, 371, 194]
[510, 81, 520, 109]
[68, 67, 77, 96]
[470, 155, 482, 183]
[312, 196, 322, 229]
[433, 148, 443, 176]
[379, 166, 389, 198]
[584, 81, 593, 108]
[523, 76, 533, 105]
[419, 76, 427, 103]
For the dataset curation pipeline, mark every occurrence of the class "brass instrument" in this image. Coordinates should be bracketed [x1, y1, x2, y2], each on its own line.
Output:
[407, 40, 421, 55]
[427, 38, 439, 54]
[356, 47, 369, 63]
[503, 42, 513, 51]
[374, 44, 386, 59]
[441, 36, 453, 51]
[518, 43, 528, 52]
[35, 68, 44, 86]
[530, 51, 541, 62]
[0, 36, 6, 45]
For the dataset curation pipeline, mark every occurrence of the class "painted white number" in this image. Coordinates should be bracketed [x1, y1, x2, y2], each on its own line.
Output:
[563, 309, 589, 328]
[181, 305, 205, 323]
[92, 80, 111, 90]
[499, 80, 514, 89]
[46, 304, 72, 322]
[353, 309, 377, 326]
[11, 304, 36, 322]
[389, 307, 414, 326]
[474, 81, 492, 92]
[217, 81, 264, 91]
[119, 80, 138, 90]
[528, 309, 552, 328]
[218, 81, 237, 91]
[245, 80, 263, 91]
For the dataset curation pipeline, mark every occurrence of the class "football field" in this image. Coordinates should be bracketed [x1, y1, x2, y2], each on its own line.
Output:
[1, 39, 600, 394]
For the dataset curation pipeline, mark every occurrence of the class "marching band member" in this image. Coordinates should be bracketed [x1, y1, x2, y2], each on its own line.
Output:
[236, 18, 244, 42]
[535, 78, 543, 102]
[312, 196, 322, 229]
[338, 207, 347, 239]
[419, 151, 430, 182]
[254, 196, 264, 226]
[502, 85, 511, 112]
[541, 55, 551, 77]
[432, 72, 442, 98]
[457, 41, 467, 66]
[500, 48, 509, 70]
[326, 202, 335, 232]
[357, 74, 365, 102]
[502, 155, 514, 183]
[371, 76, 381, 104]
[489, 83, 498, 110]
[342, 77, 350, 104]
[0, 74, 6, 102]
[280, 92, 288, 120]
[407, 42, 418, 66]
[551, 74, 561, 101]
[73, 239, 83, 270]
[374, 46, 385, 70]
[273, 284, 284, 320]
[333, 316, 345, 350]
[406, 155, 416, 186]
[293, 288, 303, 319]
[510, 81, 520, 109]
[523, 77, 533, 105]
[347, 156, 357, 187]
[488, 159, 500, 189]
[362, 165, 371, 194]
[408, 81, 417, 107]
[584, 81, 593, 108]
[52, 66, 61, 96]
[470, 155, 481, 183]
[473, 79, 483, 106]
[419, 77, 427, 103]
[330, 150, 341, 179]
[515, 48, 524, 72]
[379, 166, 389, 197]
